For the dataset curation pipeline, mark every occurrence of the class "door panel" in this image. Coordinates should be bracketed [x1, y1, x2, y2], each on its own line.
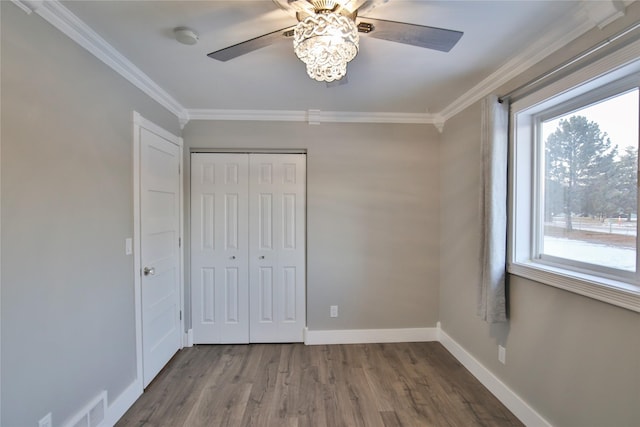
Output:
[140, 128, 181, 388]
[249, 154, 306, 343]
[191, 154, 249, 343]
[259, 267, 274, 322]
[225, 267, 240, 322]
[258, 194, 273, 250]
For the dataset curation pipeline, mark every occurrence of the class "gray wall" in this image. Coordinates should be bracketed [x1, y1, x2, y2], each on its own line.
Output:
[1, 3, 180, 426]
[183, 120, 441, 331]
[4, 0, 639, 426]
[439, 9, 640, 425]
[440, 104, 640, 426]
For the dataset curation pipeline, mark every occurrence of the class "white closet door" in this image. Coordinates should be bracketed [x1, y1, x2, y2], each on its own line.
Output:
[191, 153, 249, 343]
[249, 154, 306, 342]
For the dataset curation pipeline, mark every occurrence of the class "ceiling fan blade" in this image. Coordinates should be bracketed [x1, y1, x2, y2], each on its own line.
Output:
[208, 26, 295, 62]
[358, 17, 462, 52]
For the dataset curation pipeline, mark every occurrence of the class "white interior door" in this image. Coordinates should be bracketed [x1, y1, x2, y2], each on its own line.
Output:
[191, 154, 249, 343]
[190, 153, 306, 344]
[140, 127, 181, 387]
[249, 154, 306, 342]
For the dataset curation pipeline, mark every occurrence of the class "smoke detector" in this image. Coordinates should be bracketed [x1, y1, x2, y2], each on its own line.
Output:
[174, 27, 199, 45]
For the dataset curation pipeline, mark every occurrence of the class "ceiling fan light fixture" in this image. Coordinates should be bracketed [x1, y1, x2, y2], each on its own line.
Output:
[293, 12, 359, 82]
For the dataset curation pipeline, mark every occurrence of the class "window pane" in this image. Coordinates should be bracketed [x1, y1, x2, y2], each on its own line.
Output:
[541, 89, 639, 271]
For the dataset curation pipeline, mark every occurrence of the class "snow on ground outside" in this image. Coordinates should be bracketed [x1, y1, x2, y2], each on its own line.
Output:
[544, 236, 636, 271]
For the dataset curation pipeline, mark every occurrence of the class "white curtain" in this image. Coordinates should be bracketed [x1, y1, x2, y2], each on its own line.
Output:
[478, 94, 509, 323]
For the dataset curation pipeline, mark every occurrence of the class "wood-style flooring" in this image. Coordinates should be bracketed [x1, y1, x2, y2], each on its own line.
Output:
[116, 342, 523, 427]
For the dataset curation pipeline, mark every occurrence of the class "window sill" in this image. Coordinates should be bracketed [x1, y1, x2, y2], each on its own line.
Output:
[508, 261, 640, 313]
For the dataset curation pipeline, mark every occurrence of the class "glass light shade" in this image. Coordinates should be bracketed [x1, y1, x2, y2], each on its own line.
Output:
[293, 13, 359, 82]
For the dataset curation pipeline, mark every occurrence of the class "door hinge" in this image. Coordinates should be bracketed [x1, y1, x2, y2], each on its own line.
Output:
[178, 237, 182, 248]
[178, 163, 181, 174]
[179, 310, 182, 321]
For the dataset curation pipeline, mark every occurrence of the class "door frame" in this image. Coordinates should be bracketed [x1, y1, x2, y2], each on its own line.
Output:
[132, 111, 184, 393]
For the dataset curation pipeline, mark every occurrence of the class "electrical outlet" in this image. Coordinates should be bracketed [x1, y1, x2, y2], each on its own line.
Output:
[125, 237, 133, 255]
[330, 305, 338, 318]
[498, 345, 506, 364]
[38, 413, 52, 427]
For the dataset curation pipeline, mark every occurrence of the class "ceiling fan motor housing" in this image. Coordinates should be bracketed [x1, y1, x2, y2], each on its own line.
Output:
[310, 0, 339, 10]
[294, 0, 358, 21]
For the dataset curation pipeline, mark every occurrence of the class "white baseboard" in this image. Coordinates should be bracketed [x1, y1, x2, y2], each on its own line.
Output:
[104, 379, 142, 427]
[438, 327, 552, 427]
[304, 327, 439, 345]
[183, 329, 193, 347]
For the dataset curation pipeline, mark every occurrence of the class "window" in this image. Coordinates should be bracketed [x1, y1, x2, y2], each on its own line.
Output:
[510, 45, 640, 312]
[539, 87, 639, 275]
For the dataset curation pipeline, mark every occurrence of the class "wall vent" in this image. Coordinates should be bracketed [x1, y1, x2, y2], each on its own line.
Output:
[64, 391, 107, 427]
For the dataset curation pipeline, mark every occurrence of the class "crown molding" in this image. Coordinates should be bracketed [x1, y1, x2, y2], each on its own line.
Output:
[438, 0, 614, 125]
[10, 0, 629, 131]
[583, 0, 630, 29]
[10, 0, 35, 14]
[187, 109, 307, 123]
[11, 0, 189, 123]
[318, 110, 434, 124]
[186, 109, 436, 126]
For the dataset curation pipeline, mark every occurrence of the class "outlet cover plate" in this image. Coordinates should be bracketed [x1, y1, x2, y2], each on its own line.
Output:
[498, 345, 506, 364]
[330, 305, 338, 318]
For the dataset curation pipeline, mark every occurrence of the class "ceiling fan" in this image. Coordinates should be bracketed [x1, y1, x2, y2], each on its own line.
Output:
[207, 0, 463, 82]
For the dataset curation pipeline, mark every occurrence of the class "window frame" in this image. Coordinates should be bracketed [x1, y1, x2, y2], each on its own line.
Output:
[508, 40, 640, 313]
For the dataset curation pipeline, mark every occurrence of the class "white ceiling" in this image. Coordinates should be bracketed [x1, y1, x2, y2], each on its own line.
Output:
[32, 0, 634, 123]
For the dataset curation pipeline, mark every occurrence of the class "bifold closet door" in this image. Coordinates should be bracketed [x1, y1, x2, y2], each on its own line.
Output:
[249, 154, 306, 343]
[191, 153, 306, 344]
[191, 153, 249, 343]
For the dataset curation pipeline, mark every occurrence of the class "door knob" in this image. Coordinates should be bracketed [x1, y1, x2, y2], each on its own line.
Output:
[143, 266, 155, 276]
[259, 256, 265, 259]
[230, 256, 236, 260]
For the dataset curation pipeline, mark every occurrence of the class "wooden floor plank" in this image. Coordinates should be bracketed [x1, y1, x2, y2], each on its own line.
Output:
[116, 342, 524, 427]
